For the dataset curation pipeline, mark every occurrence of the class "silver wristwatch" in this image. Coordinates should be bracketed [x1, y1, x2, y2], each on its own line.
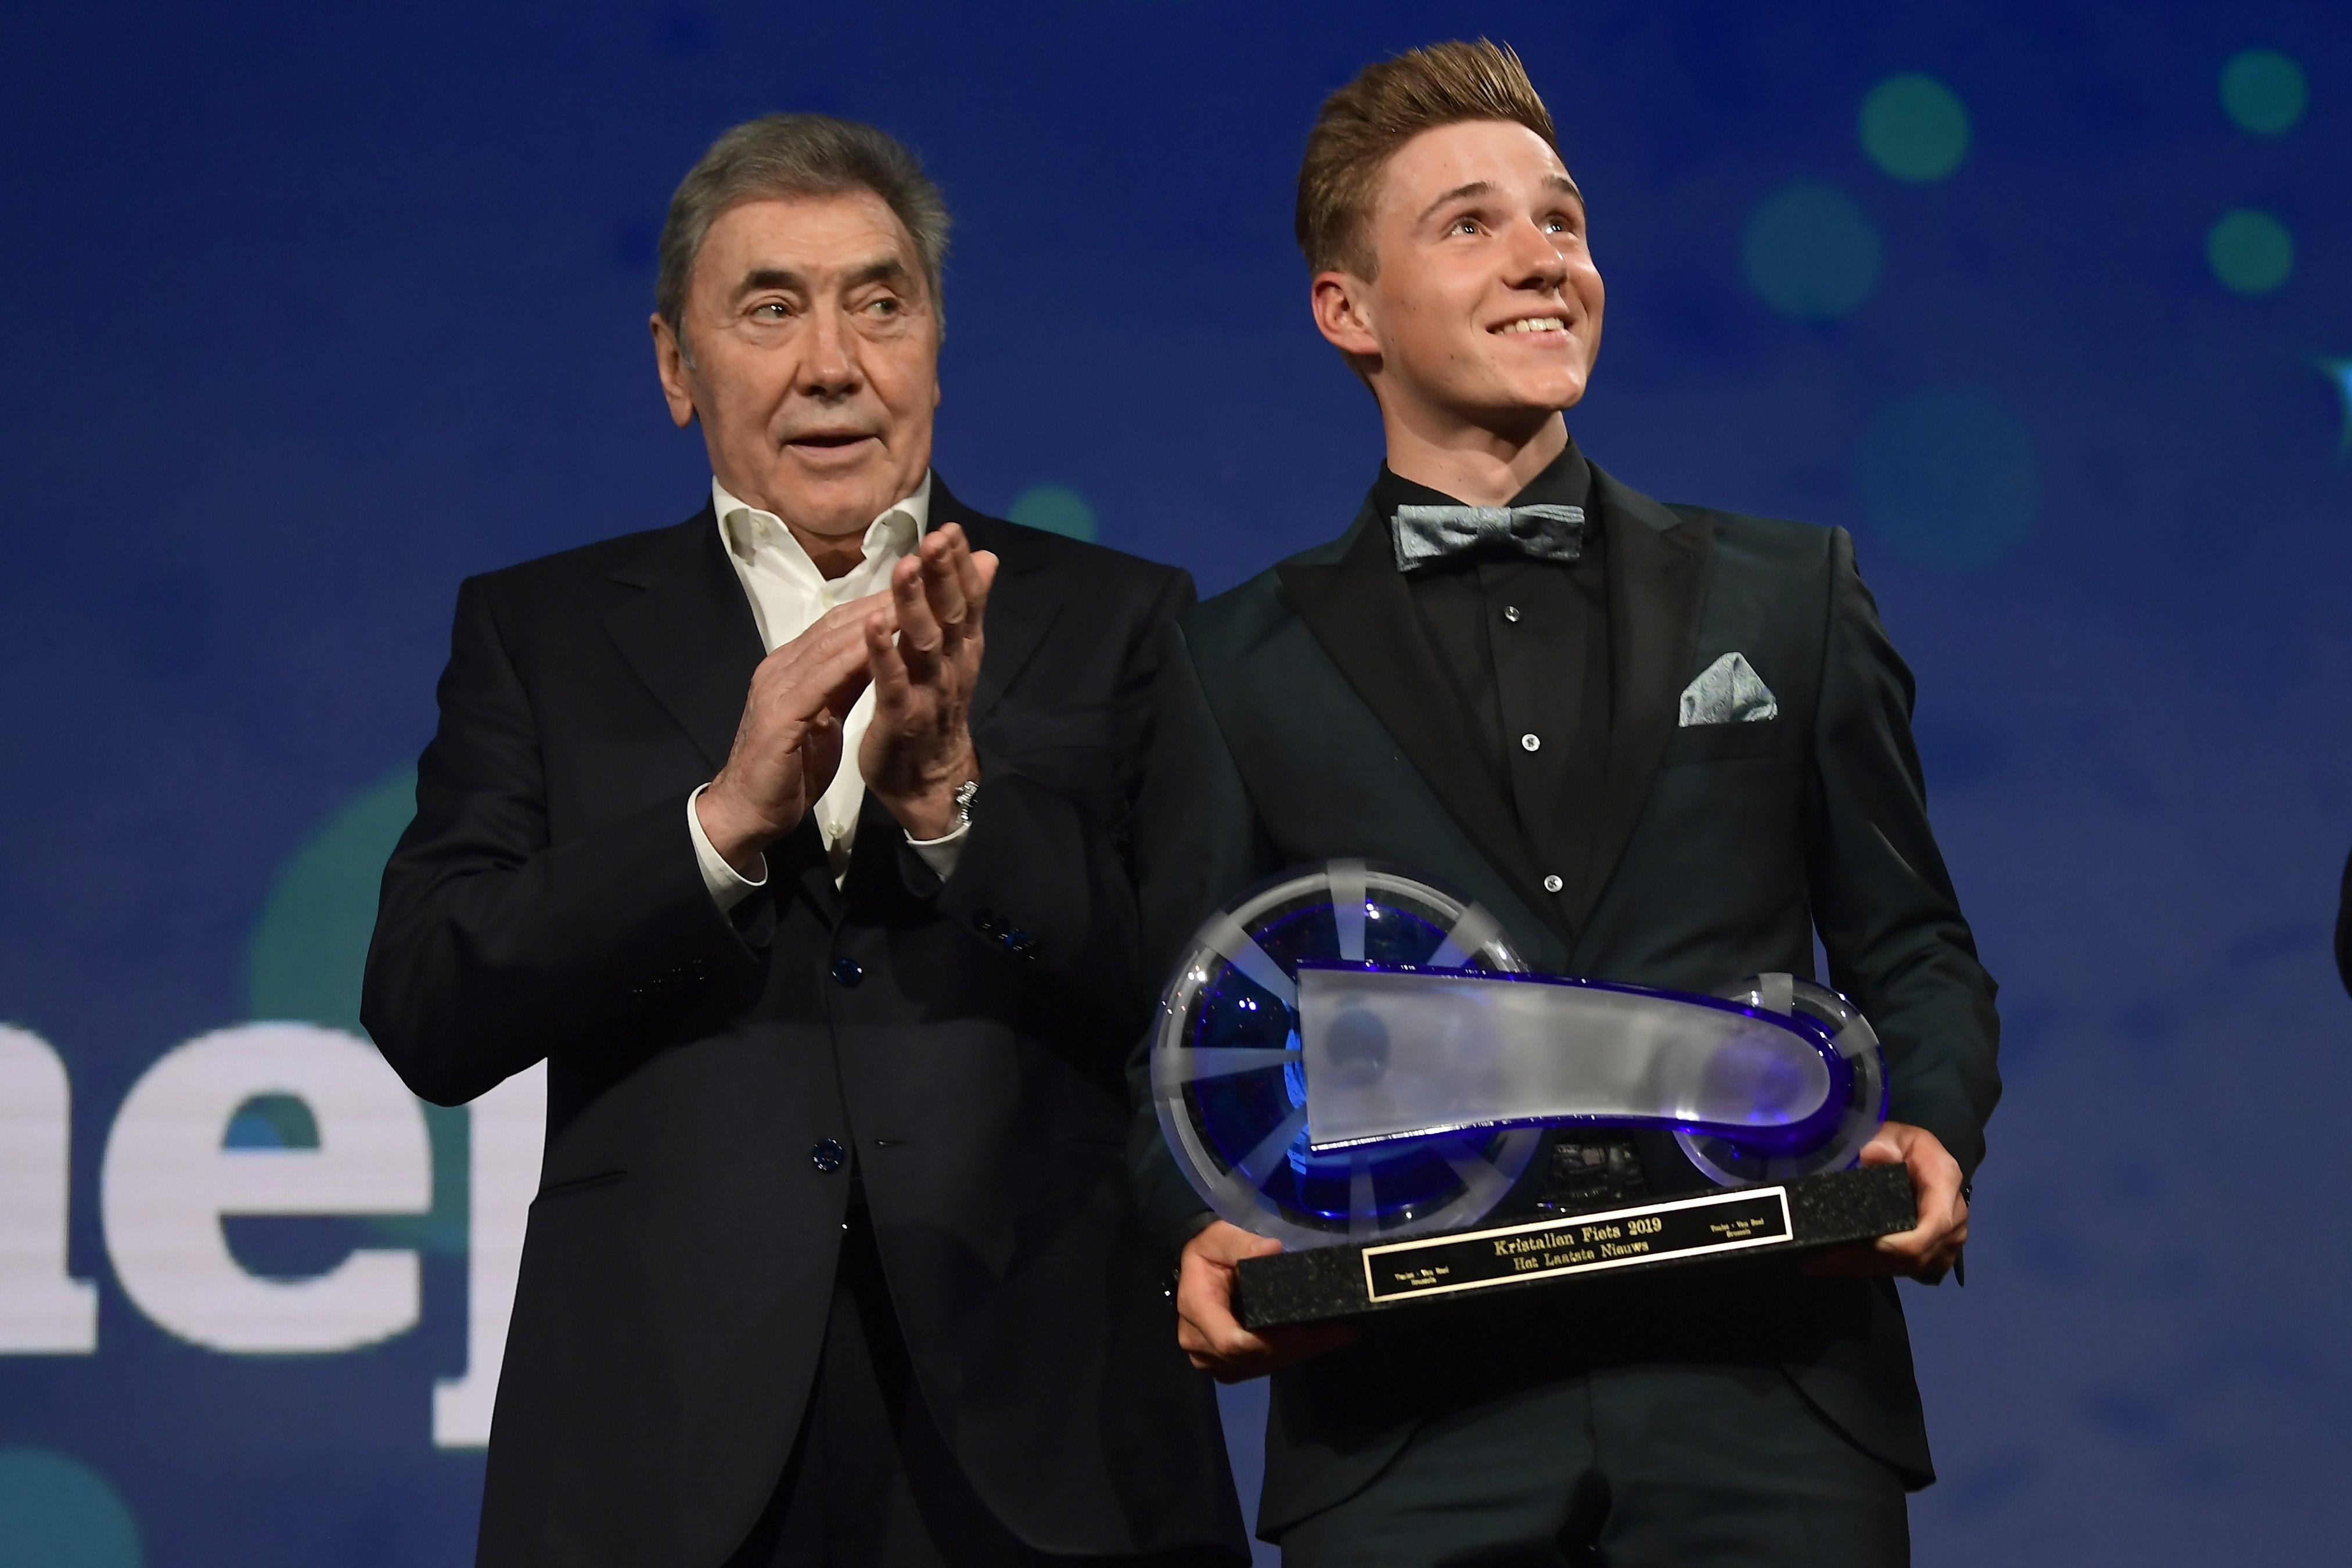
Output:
[952, 777, 980, 832]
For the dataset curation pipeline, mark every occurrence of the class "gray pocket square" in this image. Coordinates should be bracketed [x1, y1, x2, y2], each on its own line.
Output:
[1678, 652, 1779, 726]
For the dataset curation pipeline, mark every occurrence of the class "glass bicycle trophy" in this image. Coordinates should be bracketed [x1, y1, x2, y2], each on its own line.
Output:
[1150, 862, 1917, 1326]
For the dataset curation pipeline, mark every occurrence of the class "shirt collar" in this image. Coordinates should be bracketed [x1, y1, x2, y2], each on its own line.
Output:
[1369, 436, 1592, 525]
[710, 471, 933, 578]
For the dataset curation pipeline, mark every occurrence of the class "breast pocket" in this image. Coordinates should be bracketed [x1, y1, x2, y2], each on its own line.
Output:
[1661, 718, 1785, 767]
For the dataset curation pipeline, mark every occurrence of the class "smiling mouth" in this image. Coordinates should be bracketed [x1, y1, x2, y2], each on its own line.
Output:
[1492, 317, 1569, 336]
[787, 432, 877, 449]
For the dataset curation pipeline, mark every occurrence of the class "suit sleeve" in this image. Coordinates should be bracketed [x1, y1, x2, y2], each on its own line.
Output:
[910, 564, 1198, 1026]
[1804, 528, 2002, 1177]
[361, 574, 768, 1107]
[1123, 620, 1277, 1257]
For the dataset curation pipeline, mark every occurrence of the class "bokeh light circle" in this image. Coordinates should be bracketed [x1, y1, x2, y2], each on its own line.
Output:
[1859, 73, 1971, 181]
[1742, 182, 1881, 320]
[1008, 484, 1098, 542]
[0, 1449, 142, 1568]
[2206, 210, 2295, 294]
[1855, 391, 2040, 571]
[2220, 49, 2308, 135]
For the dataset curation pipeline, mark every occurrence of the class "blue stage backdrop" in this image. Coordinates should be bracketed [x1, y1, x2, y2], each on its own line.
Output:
[4, 3, 2349, 1563]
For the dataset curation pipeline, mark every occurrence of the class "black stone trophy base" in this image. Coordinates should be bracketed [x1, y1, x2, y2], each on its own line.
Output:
[1233, 1164, 1917, 1330]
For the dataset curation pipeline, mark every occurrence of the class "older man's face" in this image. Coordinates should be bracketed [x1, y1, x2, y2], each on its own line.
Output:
[654, 191, 940, 545]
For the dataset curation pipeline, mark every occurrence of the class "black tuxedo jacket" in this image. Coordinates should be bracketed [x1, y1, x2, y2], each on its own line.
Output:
[1127, 461, 2001, 1533]
[363, 483, 1247, 1566]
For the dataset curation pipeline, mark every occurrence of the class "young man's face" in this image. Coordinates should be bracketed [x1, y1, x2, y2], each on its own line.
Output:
[1317, 118, 1604, 439]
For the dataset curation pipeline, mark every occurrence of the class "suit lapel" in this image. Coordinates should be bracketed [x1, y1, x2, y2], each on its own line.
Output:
[602, 504, 837, 922]
[1574, 462, 1715, 931]
[942, 488, 1063, 732]
[603, 503, 767, 774]
[1278, 505, 1553, 923]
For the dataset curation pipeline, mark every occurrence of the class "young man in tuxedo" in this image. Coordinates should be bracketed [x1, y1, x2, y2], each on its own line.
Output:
[1127, 41, 2000, 1566]
[364, 114, 1245, 1567]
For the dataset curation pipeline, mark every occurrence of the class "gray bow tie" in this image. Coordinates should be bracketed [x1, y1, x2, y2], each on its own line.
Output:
[1390, 503, 1586, 574]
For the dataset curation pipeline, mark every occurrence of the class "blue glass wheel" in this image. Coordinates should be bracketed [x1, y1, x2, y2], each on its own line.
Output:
[1151, 862, 1542, 1249]
[1677, 974, 1889, 1184]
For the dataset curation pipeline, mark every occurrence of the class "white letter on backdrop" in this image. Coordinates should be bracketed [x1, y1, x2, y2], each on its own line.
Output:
[432, 1060, 546, 1448]
[100, 1023, 431, 1353]
[0, 1024, 99, 1353]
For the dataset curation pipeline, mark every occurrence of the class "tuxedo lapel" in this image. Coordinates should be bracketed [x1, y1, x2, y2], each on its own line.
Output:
[603, 504, 767, 774]
[1278, 506, 1553, 923]
[1574, 462, 1714, 931]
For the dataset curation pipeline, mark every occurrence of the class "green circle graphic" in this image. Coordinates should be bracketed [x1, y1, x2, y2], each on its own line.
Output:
[224, 1092, 322, 1149]
[2220, 49, 2307, 135]
[1008, 484, 1098, 542]
[246, 768, 416, 1033]
[1860, 74, 1971, 182]
[2207, 210, 2294, 294]
[0, 1448, 142, 1568]
[1742, 182, 1881, 320]
[245, 767, 467, 1252]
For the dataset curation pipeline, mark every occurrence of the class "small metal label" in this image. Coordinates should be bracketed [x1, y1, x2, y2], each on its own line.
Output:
[1361, 1187, 1794, 1303]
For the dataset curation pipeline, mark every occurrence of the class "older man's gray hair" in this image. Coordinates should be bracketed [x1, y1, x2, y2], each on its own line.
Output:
[657, 113, 952, 346]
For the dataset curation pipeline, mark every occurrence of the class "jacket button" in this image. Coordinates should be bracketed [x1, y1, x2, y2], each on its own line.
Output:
[1543, 874, 1564, 893]
[811, 1139, 846, 1173]
[830, 957, 863, 988]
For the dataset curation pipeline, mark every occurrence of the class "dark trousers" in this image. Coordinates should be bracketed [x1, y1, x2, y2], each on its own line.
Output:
[722, 1186, 1043, 1568]
[1274, 1363, 1909, 1568]
[724, 1190, 1235, 1568]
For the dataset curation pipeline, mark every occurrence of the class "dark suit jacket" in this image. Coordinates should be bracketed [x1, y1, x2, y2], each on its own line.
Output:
[1127, 461, 2001, 1534]
[363, 483, 1247, 1567]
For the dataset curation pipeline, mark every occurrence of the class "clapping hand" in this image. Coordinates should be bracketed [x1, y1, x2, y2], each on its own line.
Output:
[695, 594, 893, 874]
[860, 521, 998, 839]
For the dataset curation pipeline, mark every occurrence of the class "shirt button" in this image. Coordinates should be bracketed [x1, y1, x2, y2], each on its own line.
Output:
[830, 957, 864, 988]
[1504, 605, 1522, 623]
[1544, 874, 1565, 894]
[810, 1139, 846, 1173]
[1520, 733, 1541, 753]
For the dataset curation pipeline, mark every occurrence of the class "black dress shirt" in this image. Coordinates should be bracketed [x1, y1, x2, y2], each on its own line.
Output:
[1369, 439, 1613, 932]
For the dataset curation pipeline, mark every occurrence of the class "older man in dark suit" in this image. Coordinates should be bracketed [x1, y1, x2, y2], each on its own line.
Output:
[365, 114, 1245, 1568]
